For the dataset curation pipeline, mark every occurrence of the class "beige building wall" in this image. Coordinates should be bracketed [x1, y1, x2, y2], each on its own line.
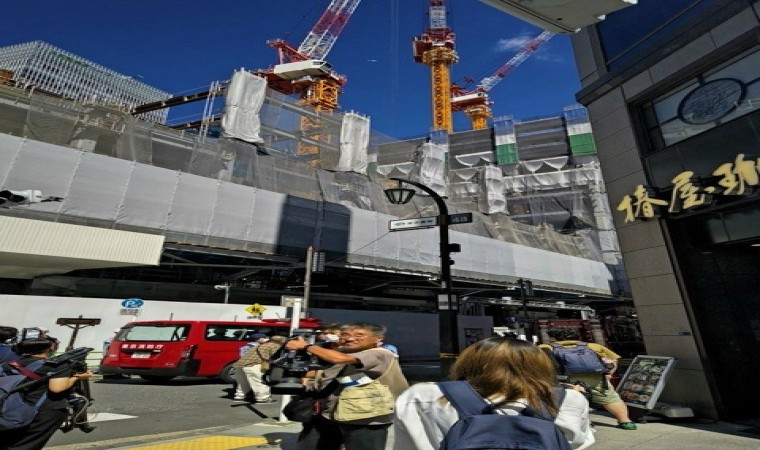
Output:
[570, 5, 760, 419]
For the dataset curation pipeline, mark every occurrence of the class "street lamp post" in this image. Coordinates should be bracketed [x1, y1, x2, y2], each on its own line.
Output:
[384, 177, 460, 377]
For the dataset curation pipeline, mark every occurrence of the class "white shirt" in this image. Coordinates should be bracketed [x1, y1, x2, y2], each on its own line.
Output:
[393, 382, 595, 450]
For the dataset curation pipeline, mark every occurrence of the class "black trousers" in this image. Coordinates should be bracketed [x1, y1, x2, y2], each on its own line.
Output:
[296, 415, 390, 450]
[0, 407, 67, 450]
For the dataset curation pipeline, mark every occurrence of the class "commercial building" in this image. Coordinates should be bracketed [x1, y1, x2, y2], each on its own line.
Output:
[570, 0, 760, 420]
[0, 41, 170, 123]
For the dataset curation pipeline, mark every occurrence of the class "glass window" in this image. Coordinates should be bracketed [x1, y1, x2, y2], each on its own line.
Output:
[598, 0, 713, 69]
[205, 325, 269, 341]
[640, 49, 760, 154]
[120, 325, 190, 342]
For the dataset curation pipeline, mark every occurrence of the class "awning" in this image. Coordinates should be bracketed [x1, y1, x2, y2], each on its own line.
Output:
[0, 216, 165, 279]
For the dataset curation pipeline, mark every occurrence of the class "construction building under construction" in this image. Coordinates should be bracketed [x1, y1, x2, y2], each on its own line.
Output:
[0, 38, 632, 355]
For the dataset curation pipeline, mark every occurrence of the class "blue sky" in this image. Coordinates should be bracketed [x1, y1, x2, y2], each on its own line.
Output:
[0, 0, 581, 138]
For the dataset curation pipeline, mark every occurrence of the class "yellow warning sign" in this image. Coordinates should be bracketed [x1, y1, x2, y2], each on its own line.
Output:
[245, 303, 267, 316]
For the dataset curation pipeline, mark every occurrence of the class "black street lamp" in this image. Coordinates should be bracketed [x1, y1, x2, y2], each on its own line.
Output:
[384, 177, 460, 377]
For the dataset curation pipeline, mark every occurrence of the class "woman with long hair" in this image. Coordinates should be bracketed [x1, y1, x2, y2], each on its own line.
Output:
[393, 337, 595, 449]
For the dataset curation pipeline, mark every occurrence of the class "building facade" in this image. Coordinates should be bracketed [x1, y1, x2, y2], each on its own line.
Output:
[571, 0, 760, 420]
[0, 41, 170, 123]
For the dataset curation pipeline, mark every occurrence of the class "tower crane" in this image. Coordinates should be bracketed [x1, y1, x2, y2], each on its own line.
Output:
[132, 0, 361, 146]
[451, 30, 554, 130]
[255, 0, 362, 161]
[413, 0, 459, 133]
[257, 0, 362, 113]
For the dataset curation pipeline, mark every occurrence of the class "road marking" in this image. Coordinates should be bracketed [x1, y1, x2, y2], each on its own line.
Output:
[88, 412, 137, 423]
[124, 436, 268, 449]
[46, 425, 238, 450]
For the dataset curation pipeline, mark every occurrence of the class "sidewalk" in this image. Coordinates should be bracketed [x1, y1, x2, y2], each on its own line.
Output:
[101, 411, 760, 450]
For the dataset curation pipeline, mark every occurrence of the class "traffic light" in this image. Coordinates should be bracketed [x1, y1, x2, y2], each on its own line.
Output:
[0, 189, 43, 207]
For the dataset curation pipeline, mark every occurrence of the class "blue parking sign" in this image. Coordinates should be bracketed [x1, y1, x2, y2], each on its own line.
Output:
[121, 298, 144, 308]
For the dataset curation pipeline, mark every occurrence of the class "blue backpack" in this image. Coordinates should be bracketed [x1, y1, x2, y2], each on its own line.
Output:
[549, 342, 606, 376]
[438, 381, 572, 450]
[0, 360, 48, 430]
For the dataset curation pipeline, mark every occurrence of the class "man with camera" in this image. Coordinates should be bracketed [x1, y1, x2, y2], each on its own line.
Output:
[0, 338, 93, 450]
[284, 322, 408, 450]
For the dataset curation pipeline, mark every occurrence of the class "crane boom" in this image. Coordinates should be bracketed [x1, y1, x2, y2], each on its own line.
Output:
[298, 0, 362, 60]
[477, 30, 554, 92]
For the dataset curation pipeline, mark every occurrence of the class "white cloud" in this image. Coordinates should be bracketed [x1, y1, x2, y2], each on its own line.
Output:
[495, 33, 562, 64]
[495, 34, 532, 52]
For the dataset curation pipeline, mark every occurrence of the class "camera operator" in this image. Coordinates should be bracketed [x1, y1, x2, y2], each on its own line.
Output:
[285, 322, 409, 450]
[0, 338, 93, 450]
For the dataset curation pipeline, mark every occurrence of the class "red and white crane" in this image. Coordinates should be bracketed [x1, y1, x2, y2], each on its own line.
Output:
[261, 0, 362, 112]
[451, 30, 555, 130]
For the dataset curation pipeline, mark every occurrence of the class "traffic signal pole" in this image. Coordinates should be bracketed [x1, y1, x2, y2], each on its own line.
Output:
[388, 177, 460, 378]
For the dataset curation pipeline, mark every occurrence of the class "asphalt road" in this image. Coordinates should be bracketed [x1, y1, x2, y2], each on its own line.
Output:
[46, 376, 282, 449]
[46, 361, 441, 449]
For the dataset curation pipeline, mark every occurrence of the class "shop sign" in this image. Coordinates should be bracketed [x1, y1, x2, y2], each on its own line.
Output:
[617, 153, 760, 223]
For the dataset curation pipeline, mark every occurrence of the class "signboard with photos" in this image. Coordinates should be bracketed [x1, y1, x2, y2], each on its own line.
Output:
[616, 355, 677, 410]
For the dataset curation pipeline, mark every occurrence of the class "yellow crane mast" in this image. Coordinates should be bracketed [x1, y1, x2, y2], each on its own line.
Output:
[413, 1, 458, 133]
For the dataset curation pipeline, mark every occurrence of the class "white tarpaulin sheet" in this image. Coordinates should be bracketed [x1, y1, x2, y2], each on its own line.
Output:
[0, 133, 614, 294]
[221, 71, 267, 144]
[479, 165, 507, 214]
[336, 112, 370, 174]
[413, 142, 447, 197]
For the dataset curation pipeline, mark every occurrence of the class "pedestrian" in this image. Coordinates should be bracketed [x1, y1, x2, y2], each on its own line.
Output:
[540, 327, 638, 430]
[0, 326, 19, 364]
[238, 333, 269, 357]
[232, 335, 285, 403]
[0, 338, 94, 450]
[394, 337, 594, 450]
[285, 322, 409, 450]
[315, 324, 342, 350]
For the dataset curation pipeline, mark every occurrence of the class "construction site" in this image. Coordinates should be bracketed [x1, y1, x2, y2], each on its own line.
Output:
[0, 0, 640, 354]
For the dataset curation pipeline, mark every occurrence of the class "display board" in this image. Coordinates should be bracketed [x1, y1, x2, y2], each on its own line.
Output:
[616, 355, 677, 410]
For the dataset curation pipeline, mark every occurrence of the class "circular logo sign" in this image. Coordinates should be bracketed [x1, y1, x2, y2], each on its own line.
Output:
[678, 78, 744, 125]
[121, 298, 144, 308]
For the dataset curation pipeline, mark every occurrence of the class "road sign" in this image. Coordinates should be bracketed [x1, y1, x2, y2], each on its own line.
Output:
[448, 212, 473, 225]
[56, 317, 102, 326]
[389, 216, 438, 231]
[245, 303, 267, 316]
[121, 298, 144, 308]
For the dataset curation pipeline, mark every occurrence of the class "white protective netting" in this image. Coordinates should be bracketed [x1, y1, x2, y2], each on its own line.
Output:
[0, 79, 618, 294]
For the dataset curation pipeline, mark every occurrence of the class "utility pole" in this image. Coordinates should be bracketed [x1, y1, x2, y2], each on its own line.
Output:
[303, 246, 314, 317]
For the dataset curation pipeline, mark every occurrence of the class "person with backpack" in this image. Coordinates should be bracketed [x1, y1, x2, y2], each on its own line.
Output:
[394, 337, 594, 450]
[232, 335, 285, 403]
[540, 327, 637, 431]
[0, 338, 93, 450]
[0, 326, 19, 364]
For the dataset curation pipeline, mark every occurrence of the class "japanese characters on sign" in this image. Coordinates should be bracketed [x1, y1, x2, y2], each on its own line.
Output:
[617, 153, 760, 223]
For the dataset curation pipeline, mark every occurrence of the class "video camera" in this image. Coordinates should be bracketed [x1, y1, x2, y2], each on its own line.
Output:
[54, 347, 97, 433]
[264, 329, 328, 395]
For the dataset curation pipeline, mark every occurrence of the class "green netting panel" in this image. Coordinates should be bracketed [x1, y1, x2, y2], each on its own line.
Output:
[496, 143, 518, 164]
[569, 133, 597, 156]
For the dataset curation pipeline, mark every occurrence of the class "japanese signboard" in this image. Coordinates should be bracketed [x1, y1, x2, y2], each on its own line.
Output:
[617, 153, 760, 223]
